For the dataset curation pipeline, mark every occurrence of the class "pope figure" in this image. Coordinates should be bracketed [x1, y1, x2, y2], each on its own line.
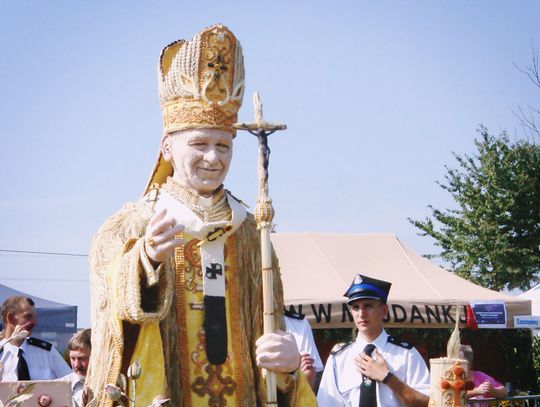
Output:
[86, 24, 316, 406]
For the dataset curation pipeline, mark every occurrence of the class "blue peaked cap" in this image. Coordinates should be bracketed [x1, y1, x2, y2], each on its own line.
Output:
[344, 274, 392, 304]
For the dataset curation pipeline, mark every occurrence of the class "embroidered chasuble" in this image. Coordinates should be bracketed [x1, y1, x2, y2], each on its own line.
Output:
[155, 179, 246, 406]
[86, 179, 317, 407]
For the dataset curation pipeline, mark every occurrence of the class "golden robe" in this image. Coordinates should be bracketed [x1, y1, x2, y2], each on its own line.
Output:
[86, 182, 316, 406]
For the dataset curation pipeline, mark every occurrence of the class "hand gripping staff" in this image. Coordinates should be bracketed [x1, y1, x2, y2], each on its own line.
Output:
[233, 92, 287, 406]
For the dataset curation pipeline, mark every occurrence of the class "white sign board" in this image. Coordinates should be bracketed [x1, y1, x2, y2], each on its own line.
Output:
[514, 315, 540, 329]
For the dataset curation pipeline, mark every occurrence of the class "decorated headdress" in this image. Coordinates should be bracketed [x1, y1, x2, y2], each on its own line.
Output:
[344, 274, 392, 304]
[145, 24, 245, 193]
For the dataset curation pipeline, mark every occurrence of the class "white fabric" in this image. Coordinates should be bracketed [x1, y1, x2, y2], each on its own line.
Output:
[154, 190, 247, 298]
[518, 284, 540, 315]
[284, 316, 323, 372]
[317, 330, 429, 407]
[60, 371, 85, 407]
[0, 338, 71, 381]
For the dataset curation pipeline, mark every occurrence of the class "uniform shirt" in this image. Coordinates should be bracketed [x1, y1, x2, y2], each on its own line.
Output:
[317, 330, 430, 407]
[284, 315, 324, 372]
[60, 372, 85, 407]
[0, 337, 71, 381]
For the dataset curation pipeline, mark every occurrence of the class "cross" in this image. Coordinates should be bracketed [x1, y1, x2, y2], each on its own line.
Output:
[233, 92, 287, 405]
[440, 363, 466, 407]
[205, 263, 223, 280]
[207, 53, 228, 79]
[233, 93, 287, 203]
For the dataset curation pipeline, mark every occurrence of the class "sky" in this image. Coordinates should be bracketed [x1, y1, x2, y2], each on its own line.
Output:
[1, 1, 539, 329]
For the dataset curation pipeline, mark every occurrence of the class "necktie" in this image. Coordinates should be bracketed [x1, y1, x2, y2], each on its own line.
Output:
[17, 348, 31, 381]
[359, 344, 376, 407]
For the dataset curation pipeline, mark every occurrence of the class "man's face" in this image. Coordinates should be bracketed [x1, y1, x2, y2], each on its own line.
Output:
[162, 128, 233, 197]
[9, 300, 37, 334]
[348, 298, 388, 339]
[69, 346, 91, 377]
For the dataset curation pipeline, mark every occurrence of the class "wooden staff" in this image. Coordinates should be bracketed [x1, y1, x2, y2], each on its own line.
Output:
[233, 92, 287, 405]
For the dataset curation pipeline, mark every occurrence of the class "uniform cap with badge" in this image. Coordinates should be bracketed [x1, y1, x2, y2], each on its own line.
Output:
[343, 274, 392, 304]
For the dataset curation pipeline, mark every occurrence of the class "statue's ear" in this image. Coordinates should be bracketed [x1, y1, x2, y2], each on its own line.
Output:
[161, 133, 173, 162]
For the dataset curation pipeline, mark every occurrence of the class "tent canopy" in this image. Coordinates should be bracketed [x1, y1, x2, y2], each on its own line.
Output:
[271, 232, 531, 329]
[0, 284, 77, 351]
[518, 284, 540, 315]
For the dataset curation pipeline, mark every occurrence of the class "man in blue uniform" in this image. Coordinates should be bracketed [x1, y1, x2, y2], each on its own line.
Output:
[317, 274, 430, 406]
[0, 296, 71, 381]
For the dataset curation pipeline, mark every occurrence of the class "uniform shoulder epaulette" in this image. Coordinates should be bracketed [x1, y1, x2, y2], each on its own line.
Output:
[284, 309, 305, 320]
[27, 337, 52, 351]
[387, 335, 413, 349]
[330, 341, 353, 356]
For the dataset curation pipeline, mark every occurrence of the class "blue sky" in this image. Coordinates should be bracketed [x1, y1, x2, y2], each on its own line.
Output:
[1, 1, 539, 328]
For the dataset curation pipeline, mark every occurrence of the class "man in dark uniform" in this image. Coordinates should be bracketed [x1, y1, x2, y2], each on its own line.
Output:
[0, 296, 71, 381]
[317, 274, 430, 406]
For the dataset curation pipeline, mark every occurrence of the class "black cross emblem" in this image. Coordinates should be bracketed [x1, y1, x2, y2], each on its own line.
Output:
[207, 54, 228, 79]
[206, 263, 223, 280]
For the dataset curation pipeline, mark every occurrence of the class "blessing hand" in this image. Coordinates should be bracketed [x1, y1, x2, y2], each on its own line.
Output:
[144, 209, 185, 264]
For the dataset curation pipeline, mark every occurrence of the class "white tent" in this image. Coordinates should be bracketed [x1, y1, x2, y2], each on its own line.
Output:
[518, 284, 540, 315]
[271, 232, 531, 329]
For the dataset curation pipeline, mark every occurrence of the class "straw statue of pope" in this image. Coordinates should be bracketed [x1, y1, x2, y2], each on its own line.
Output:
[85, 24, 316, 406]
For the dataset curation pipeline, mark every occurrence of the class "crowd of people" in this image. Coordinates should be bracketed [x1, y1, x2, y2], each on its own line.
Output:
[0, 277, 509, 407]
[0, 296, 91, 406]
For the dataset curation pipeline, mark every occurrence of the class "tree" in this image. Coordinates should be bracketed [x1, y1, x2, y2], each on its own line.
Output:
[409, 127, 540, 291]
[515, 45, 540, 141]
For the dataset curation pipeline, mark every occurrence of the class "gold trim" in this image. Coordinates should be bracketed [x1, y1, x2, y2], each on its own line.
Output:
[174, 235, 193, 406]
[227, 234, 244, 406]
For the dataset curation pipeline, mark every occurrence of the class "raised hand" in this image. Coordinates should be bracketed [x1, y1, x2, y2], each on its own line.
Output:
[144, 209, 185, 264]
[255, 331, 300, 373]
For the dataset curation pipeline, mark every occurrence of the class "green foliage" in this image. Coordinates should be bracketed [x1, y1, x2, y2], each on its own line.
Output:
[533, 335, 540, 386]
[320, 327, 356, 343]
[409, 127, 540, 291]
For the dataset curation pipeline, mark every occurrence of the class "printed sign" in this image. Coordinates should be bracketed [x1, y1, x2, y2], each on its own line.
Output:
[469, 301, 507, 328]
[514, 315, 540, 329]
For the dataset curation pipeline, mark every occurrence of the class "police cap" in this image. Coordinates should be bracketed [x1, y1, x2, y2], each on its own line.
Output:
[344, 274, 392, 304]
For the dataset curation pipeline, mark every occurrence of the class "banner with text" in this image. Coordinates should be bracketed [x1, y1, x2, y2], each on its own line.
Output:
[285, 299, 526, 329]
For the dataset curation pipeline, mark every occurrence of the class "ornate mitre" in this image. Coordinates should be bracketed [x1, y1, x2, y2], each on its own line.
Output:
[159, 24, 245, 133]
[145, 24, 245, 193]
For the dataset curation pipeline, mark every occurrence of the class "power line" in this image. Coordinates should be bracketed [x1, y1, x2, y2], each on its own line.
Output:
[0, 277, 89, 282]
[0, 249, 87, 257]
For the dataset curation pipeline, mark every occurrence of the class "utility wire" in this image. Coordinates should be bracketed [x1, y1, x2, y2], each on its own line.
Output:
[0, 277, 89, 282]
[0, 249, 88, 257]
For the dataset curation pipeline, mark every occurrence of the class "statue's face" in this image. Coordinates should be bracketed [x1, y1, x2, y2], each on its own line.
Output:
[162, 128, 233, 197]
